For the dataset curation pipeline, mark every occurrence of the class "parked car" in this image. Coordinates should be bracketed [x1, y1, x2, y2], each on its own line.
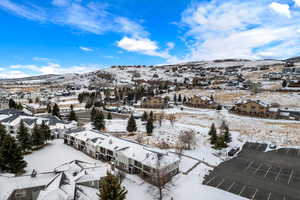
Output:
[228, 147, 240, 156]
[269, 144, 277, 149]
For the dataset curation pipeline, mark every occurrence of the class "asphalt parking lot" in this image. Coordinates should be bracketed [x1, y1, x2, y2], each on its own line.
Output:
[203, 142, 300, 200]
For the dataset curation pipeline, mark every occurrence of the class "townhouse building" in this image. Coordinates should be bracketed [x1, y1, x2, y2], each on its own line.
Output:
[64, 129, 180, 186]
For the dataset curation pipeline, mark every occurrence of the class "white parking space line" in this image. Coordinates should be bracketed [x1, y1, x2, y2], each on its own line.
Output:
[239, 186, 246, 195]
[227, 182, 235, 191]
[206, 176, 216, 185]
[267, 192, 272, 200]
[216, 179, 225, 188]
[264, 167, 271, 178]
[275, 168, 282, 181]
[253, 164, 262, 175]
[244, 161, 254, 172]
[288, 169, 294, 185]
[251, 189, 258, 200]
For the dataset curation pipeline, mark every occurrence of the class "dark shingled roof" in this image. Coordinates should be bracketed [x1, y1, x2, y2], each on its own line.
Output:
[0, 109, 32, 116]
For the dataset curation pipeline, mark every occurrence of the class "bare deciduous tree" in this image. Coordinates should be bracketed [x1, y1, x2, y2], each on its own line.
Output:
[178, 130, 196, 150]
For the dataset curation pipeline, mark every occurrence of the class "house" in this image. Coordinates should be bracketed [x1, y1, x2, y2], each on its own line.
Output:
[231, 99, 278, 118]
[0, 160, 104, 200]
[0, 109, 77, 138]
[185, 95, 218, 109]
[26, 104, 47, 114]
[64, 129, 180, 186]
[141, 97, 168, 109]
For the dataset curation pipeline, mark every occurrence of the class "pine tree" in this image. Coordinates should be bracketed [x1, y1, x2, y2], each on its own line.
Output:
[68, 105, 78, 121]
[17, 120, 32, 152]
[0, 123, 7, 170]
[223, 125, 231, 143]
[214, 136, 228, 149]
[98, 171, 127, 200]
[209, 123, 217, 145]
[47, 103, 52, 113]
[178, 94, 182, 102]
[52, 103, 61, 119]
[107, 112, 112, 120]
[0, 134, 27, 174]
[0, 122, 7, 145]
[40, 120, 52, 141]
[141, 111, 148, 122]
[94, 111, 105, 131]
[149, 111, 154, 121]
[173, 94, 177, 103]
[183, 96, 186, 103]
[208, 123, 216, 136]
[32, 123, 43, 147]
[146, 118, 154, 136]
[91, 107, 97, 122]
[9, 99, 17, 109]
[127, 115, 137, 132]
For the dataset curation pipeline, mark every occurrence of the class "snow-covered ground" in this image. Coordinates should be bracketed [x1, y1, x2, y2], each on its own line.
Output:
[23, 139, 246, 200]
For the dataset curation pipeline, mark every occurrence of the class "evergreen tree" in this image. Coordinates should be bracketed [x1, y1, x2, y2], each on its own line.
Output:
[40, 120, 52, 141]
[68, 105, 78, 121]
[94, 111, 105, 131]
[17, 120, 32, 152]
[146, 118, 154, 136]
[173, 94, 177, 103]
[91, 107, 97, 122]
[98, 171, 127, 200]
[47, 103, 52, 113]
[8, 99, 17, 109]
[183, 96, 187, 103]
[32, 123, 43, 147]
[0, 123, 7, 170]
[126, 115, 137, 132]
[178, 94, 182, 102]
[141, 111, 148, 122]
[0, 135, 27, 174]
[214, 136, 228, 149]
[223, 125, 231, 143]
[0, 122, 7, 146]
[52, 103, 61, 119]
[208, 123, 216, 136]
[149, 111, 154, 121]
[16, 103, 23, 110]
[107, 112, 112, 120]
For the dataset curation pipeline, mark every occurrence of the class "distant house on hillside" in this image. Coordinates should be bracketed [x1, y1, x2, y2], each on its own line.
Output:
[185, 95, 218, 109]
[141, 96, 168, 109]
[230, 99, 278, 118]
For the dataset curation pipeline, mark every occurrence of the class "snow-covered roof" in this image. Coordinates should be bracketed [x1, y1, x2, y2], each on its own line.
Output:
[234, 99, 271, 107]
[66, 129, 179, 169]
[0, 160, 104, 200]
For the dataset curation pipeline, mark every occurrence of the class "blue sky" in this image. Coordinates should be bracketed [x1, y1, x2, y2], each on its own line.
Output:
[1, 0, 300, 78]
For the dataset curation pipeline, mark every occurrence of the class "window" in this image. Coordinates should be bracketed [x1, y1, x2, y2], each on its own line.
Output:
[15, 190, 26, 198]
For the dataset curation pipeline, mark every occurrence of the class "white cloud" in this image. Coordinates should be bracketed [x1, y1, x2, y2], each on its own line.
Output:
[179, 0, 300, 61]
[293, 0, 300, 7]
[117, 37, 158, 52]
[79, 46, 93, 52]
[269, 2, 291, 18]
[6, 63, 99, 77]
[0, 71, 30, 79]
[0, 0, 46, 21]
[116, 36, 175, 60]
[115, 17, 148, 38]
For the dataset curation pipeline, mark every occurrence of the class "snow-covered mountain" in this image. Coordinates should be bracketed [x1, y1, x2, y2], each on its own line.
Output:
[0, 59, 284, 86]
